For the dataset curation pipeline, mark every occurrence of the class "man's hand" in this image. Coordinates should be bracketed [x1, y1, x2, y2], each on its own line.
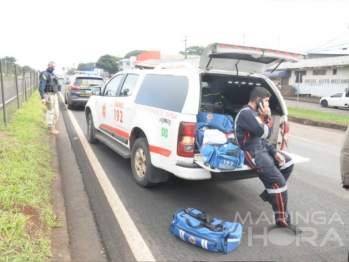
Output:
[274, 152, 285, 166]
[42, 99, 46, 105]
[258, 102, 271, 115]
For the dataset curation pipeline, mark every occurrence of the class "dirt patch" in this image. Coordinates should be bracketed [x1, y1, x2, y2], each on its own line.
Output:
[20, 205, 43, 238]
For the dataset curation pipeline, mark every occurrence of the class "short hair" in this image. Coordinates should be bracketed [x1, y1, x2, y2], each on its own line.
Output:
[249, 86, 271, 102]
[48, 61, 55, 66]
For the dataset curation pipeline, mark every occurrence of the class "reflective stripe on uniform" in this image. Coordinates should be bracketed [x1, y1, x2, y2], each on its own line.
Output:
[279, 159, 294, 170]
[261, 124, 269, 139]
[266, 185, 287, 194]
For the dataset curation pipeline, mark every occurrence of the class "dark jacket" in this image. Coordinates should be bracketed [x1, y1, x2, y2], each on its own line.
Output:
[38, 70, 59, 99]
[235, 104, 277, 157]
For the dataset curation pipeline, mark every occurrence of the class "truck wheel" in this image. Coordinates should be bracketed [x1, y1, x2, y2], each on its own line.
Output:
[131, 138, 158, 187]
[321, 100, 328, 107]
[87, 113, 99, 144]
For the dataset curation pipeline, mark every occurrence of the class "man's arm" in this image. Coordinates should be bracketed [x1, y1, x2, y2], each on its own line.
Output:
[238, 110, 272, 139]
[38, 73, 47, 100]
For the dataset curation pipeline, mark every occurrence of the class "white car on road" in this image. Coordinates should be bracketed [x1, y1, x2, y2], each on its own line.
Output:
[320, 92, 349, 108]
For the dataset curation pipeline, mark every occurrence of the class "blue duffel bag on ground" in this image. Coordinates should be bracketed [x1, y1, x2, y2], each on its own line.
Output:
[170, 208, 242, 254]
[197, 112, 234, 132]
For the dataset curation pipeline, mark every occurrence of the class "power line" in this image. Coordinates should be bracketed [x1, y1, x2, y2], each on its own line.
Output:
[307, 31, 349, 52]
[309, 42, 349, 53]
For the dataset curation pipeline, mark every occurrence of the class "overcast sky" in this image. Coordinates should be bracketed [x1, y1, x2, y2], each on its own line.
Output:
[1, 0, 349, 73]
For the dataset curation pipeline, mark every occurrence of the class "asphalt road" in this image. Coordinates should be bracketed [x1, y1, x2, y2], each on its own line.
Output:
[59, 86, 349, 261]
[0, 77, 32, 108]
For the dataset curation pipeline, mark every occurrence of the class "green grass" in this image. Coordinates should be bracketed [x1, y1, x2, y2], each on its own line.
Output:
[288, 107, 349, 126]
[0, 92, 61, 261]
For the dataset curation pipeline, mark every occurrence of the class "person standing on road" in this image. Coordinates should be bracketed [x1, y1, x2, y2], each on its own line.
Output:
[235, 86, 301, 235]
[277, 82, 282, 93]
[38, 61, 61, 135]
[340, 125, 349, 191]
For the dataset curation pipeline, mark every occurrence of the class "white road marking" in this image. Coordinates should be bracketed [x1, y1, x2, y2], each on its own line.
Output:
[58, 92, 155, 261]
[288, 134, 341, 149]
[290, 122, 346, 136]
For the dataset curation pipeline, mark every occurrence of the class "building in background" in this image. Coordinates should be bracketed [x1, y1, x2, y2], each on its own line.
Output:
[264, 50, 349, 97]
[121, 51, 200, 69]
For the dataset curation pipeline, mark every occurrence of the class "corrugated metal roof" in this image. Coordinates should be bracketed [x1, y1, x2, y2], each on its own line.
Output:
[274, 55, 349, 70]
[308, 48, 349, 55]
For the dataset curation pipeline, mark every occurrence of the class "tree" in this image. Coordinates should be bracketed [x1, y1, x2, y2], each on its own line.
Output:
[124, 50, 147, 59]
[179, 46, 205, 56]
[2, 56, 16, 63]
[96, 55, 121, 74]
[67, 68, 77, 75]
[77, 62, 95, 71]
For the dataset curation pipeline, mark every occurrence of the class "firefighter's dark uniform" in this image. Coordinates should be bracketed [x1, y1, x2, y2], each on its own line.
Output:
[235, 105, 294, 227]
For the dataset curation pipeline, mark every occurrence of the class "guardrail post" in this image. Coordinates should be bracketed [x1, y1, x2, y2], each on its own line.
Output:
[14, 64, 20, 108]
[0, 60, 7, 124]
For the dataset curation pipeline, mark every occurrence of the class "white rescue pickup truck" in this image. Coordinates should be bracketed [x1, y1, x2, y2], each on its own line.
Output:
[85, 42, 310, 187]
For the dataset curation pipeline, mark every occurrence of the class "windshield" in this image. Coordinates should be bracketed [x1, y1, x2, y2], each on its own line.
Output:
[74, 77, 104, 88]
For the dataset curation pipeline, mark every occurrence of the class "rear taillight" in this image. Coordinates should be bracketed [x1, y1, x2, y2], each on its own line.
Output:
[71, 85, 80, 90]
[177, 122, 196, 157]
[281, 121, 290, 151]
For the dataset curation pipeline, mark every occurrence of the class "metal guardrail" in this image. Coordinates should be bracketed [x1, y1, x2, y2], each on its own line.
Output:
[0, 60, 39, 125]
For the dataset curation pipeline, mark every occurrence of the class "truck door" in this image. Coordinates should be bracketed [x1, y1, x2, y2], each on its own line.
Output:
[96, 74, 124, 137]
[112, 73, 140, 146]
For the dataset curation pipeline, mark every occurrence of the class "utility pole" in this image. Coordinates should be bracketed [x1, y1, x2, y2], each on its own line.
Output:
[183, 36, 187, 59]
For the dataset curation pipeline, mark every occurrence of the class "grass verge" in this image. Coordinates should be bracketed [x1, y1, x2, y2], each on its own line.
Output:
[0, 92, 61, 261]
[288, 107, 349, 126]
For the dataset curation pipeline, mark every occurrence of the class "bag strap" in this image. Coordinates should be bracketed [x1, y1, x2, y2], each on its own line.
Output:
[184, 208, 214, 223]
[185, 218, 225, 232]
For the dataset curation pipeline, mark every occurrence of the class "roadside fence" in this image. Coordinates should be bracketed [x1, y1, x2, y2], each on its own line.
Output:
[0, 60, 39, 126]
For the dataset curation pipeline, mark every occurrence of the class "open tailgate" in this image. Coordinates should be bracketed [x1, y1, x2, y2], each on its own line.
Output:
[194, 151, 310, 173]
[200, 43, 306, 74]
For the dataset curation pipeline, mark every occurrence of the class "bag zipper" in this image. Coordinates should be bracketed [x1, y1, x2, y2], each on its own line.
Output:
[224, 223, 239, 246]
[175, 225, 218, 245]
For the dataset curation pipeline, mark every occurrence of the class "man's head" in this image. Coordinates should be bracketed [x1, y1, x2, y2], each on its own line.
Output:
[249, 86, 271, 108]
[47, 61, 55, 73]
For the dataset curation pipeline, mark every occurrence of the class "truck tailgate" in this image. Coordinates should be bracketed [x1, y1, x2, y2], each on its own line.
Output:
[194, 151, 309, 173]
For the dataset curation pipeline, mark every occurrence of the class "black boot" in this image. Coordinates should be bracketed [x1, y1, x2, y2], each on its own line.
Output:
[276, 223, 302, 235]
[259, 190, 272, 205]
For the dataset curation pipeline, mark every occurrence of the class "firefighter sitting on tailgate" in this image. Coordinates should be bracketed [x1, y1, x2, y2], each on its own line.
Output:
[235, 86, 301, 235]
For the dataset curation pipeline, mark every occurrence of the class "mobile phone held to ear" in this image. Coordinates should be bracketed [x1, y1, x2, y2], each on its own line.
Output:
[256, 98, 264, 110]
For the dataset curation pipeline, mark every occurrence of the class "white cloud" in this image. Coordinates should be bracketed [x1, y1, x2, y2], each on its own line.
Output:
[1, 0, 349, 72]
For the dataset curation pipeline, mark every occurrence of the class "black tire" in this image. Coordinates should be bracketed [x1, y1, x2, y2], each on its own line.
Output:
[87, 113, 99, 144]
[321, 100, 328, 107]
[131, 137, 158, 187]
[67, 102, 74, 110]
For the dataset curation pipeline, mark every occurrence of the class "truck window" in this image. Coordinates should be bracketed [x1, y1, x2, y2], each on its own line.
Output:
[104, 75, 123, 97]
[118, 74, 139, 97]
[135, 74, 189, 112]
